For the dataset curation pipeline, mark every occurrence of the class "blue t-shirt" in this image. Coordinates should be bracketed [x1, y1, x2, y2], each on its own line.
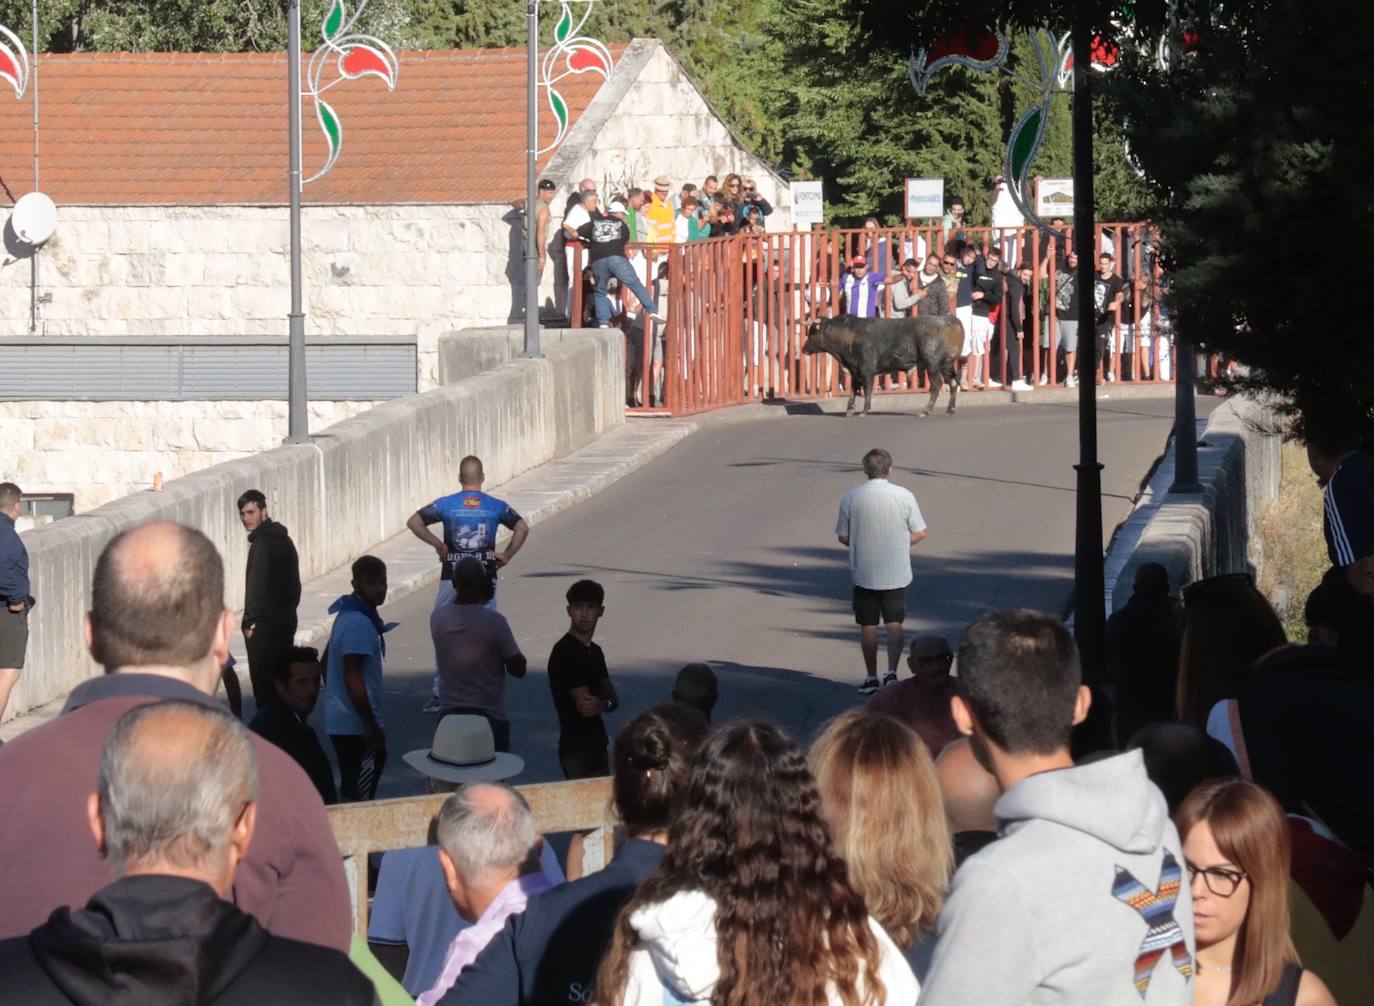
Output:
[418, 491, 522, 579]
[324, 609, 385, 735]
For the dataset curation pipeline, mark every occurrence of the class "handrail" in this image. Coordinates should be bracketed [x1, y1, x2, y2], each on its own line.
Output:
[327, 775, 617, 934]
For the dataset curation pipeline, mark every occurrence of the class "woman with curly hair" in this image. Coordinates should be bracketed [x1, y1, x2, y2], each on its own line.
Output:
[593, 721, 918, 1005]
[810, 709, 953, 981]
[1177, 779, 1336, 1006]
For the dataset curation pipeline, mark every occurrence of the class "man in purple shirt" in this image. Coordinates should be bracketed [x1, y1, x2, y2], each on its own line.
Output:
[419, 783, 554, 1005]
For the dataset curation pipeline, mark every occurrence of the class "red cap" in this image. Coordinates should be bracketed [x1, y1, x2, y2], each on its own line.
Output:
[852, 255, 868, 266]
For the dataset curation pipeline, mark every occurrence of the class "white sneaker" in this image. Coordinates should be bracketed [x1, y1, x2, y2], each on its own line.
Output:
[1011, 379, 1033, 391]
[881, 670, 898, 689]
[1106, 372, 1117, 383]
[986, 379, 1003, 388]
[1037, 373, 1048, 386]
[1066, 374, 1078, 388]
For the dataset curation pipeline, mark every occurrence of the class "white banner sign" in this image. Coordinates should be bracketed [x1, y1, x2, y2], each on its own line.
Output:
[791, 180, 825, 225]
[1036, 177, 1075, 217]
[903, 177, 944, 219]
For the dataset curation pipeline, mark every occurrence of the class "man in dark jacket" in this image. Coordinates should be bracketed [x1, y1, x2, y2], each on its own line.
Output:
[1005, 261, 1035, 390]
[0, 480, 33, 722]
[237, 489, 302, 708]
[249, 645, 338, 805]
[0, 522, 351, 951]
[969, 244, 1004, 389]
[0, 699, 375, 1005]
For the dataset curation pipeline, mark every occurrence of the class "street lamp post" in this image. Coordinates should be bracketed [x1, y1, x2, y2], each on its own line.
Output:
[523, 0, 540, 358]
[286, 0, 309, 444]
[1070, 22, 1107, 689]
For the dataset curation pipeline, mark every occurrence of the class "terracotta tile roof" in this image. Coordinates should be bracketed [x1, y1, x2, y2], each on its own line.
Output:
[0, 47, 626, 206]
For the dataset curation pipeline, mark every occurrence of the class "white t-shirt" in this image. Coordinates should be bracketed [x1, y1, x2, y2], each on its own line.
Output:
[836, 478, 927, 590]
[991, 184, 1024, 229]
[563, 203, 591, 236]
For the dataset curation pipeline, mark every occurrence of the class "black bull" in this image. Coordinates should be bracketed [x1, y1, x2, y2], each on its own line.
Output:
[802, 315, 964, 417]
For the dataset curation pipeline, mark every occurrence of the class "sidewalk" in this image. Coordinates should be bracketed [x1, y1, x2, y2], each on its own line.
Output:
[0, 416, 703, 741]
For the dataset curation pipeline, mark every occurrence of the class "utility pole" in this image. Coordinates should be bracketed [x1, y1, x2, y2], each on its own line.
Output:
[1071, 20, 1107, 690]
[522, 0, 541, 358]
[285, 0, 309, 444]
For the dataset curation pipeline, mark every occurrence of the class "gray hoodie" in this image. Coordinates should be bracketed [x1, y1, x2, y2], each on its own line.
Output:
[919, 750, 1194, 1006]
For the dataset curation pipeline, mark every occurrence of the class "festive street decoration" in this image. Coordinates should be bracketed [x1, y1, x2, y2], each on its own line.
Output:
[537, 1, 612, 153]
[909, 28, 1009, 96]
[0, 24, 30, 99]
[911, 8, 1185, 237]
[303, 0, 398, 183]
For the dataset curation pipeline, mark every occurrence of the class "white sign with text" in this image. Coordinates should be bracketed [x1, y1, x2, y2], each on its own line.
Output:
[1036, 177, 1075, 217]
[791, 180, 825, 225]
[903, 178, 944, 219]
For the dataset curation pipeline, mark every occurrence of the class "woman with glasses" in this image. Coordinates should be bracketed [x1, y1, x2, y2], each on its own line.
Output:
[1176, 779, 1336, 1006]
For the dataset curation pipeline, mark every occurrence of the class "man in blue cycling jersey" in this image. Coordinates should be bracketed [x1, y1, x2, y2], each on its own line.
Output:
[407, 456, 531, 611]
[408, 456, 531, 712]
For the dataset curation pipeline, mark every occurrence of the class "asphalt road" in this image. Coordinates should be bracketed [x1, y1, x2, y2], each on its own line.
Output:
[361, 396, 1215, 798]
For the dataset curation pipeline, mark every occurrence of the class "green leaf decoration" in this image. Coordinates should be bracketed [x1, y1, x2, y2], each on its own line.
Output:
[1010, 106, 1042, 184]
[318, 99, 341, 155]
[323, 0, 345, 40]
[555, 4, 572, 43]
[550, 89, 567, 129]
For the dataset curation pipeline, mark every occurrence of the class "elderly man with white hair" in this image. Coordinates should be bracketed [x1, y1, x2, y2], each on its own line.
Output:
[0, 700, 375, 1004]
[417, 782, 554, 1005]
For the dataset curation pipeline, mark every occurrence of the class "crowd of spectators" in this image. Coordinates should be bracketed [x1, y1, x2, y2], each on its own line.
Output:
[0, 412, 1368, 1004]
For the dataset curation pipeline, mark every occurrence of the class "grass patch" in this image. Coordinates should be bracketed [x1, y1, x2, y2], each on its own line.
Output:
[1256, 441, 1327, 641]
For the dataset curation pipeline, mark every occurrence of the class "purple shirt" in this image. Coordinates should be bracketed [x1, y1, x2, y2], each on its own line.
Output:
[429, 602, 522, 718]
[417, 871, 555, 1005]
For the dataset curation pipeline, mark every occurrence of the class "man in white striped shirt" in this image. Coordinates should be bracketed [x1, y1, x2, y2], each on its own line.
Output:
[836, 448, 929, 694]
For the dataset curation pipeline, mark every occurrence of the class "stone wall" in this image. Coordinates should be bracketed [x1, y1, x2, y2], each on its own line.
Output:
[551, 44, 792, 232]
[4, 203, 522, 387]
[1108, 396, 1283, 609]
[0, 399, 380, 512]
[7, 330, 623, 722]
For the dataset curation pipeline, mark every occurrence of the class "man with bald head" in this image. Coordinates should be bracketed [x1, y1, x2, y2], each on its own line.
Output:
[0, 700, 375, 1003]
[866, 633, 961, 755]
[0, 522, 350, 950]
[936, 737, 1001, 864]
[419, 782, 551, 1004]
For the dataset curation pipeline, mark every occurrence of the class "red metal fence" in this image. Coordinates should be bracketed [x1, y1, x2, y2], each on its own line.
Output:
[566, 222, 1171, 416]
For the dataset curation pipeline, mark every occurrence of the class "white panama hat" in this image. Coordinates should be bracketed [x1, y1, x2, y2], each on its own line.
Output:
[402, 714, 525, 784]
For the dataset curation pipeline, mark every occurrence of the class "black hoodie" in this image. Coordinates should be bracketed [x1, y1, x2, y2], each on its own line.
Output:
[243, 520, 301, 632]
[0, 875, 377, 1005]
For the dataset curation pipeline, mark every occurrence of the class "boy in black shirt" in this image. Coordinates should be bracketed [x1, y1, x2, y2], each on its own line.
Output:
[1094, 252, 1126, 383]
[547, 579, 619, 778]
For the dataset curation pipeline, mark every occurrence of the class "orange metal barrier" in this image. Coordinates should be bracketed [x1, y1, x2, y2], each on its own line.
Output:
[571, 221, 1174, 416]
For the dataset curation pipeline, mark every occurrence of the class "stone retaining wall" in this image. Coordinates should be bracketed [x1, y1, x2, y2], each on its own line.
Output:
[1109, 396, 1282, 608]
[6, 329, 623, 722]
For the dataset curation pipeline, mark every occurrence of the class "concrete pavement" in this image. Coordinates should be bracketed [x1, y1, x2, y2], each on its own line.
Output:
[2, 389, 1212, 786]
[364, 394, 1215, 797]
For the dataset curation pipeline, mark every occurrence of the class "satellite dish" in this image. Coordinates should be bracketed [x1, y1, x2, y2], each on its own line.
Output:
[11, 191, 56, 245]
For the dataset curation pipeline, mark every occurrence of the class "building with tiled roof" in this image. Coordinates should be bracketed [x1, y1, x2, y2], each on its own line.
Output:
[0, 37, 790, 511]
[0, 38, 790, 358]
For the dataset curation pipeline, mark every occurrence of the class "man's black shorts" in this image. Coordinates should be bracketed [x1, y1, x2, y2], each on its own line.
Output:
[0, 606, 28, 668]
[852, 586, 906, 627]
